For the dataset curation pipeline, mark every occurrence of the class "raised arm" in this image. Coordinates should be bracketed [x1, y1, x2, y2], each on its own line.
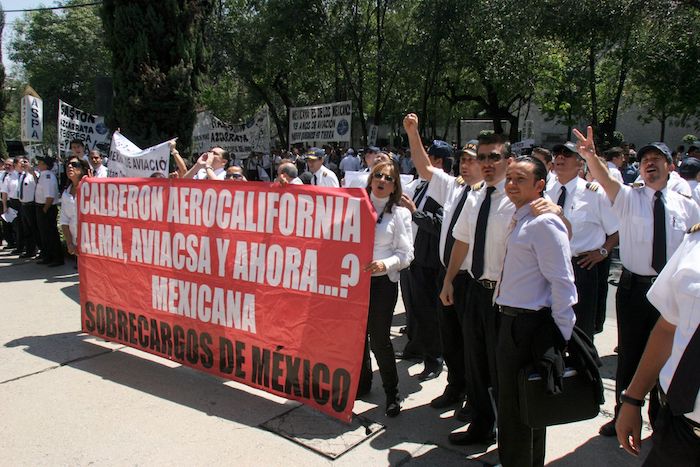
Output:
[403, 113, 436, 181]
[574, 126, 621, 203]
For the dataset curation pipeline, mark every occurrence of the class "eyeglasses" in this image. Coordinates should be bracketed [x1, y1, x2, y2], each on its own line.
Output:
[225, 173, 242, 179]
[68, 161, 81, 169]
[373, 172, 395, 183]
[476, 152, 505, 163]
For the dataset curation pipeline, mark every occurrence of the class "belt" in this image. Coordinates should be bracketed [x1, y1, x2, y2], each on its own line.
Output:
[455, 270, 470, 277]
[659, 388, 700, 438]
[622, 267, 657, 285]
[499, 305, 540, 317]
[477, 279, 497, 290]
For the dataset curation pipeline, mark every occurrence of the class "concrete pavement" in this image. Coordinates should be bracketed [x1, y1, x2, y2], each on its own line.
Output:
[0, 249, 650, 466]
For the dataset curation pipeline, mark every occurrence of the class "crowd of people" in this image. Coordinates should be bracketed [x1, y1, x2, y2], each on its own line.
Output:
[2, 119, 700, 466]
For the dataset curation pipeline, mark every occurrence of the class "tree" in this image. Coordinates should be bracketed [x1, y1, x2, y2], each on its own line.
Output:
[101, 0, 214, 151]
[0, 6, 8, 157]
[628, 3, 700, 140]
[9, 0, 111, 139]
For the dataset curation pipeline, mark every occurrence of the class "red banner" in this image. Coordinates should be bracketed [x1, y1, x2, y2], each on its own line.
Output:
[77, 178, 374, 421]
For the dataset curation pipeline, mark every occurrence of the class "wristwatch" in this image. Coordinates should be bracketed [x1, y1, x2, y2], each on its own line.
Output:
[620, 390, 645, 407]
[205, 165, 213, 171]
[599, 247, 609, 257]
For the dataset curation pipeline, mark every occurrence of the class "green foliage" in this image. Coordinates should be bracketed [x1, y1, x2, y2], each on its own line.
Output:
[683, 134, 698, 144]
[8, 0, 111, 142]
[101, 0, 213, 151]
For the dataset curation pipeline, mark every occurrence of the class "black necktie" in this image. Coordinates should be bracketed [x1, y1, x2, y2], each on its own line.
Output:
[19, 173, 25, 199]
[557, 186, 567, 209]
[443, 185, 471, 267]
[313, 174, 318, 185]
[652, 191, 666, 274]
[413, 180, 429, 207]
[471, 186, 496, 280]
[666, 325, 700, 415]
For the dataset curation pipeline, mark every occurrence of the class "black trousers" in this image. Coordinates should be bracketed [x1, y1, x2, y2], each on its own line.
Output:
[36, 205, 62, 263]
[615, 277, 660, 425]
[0, 215, 14, 246]
[399, 268, 421, 354]
[643, 404, 700, 467]
[571, 258, 598, 340]
[408, 263, 441, 364]
[359, 275, 400, 397]
[19, 202, 37, 254]
[594, 255, 612, 334]
[497, 313, 547, 467]
[437, 269, 471, 395]
[8, 198, 23, 251]
[464, 281, 500, 436]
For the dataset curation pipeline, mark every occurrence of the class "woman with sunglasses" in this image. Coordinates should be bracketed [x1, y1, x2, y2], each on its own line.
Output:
[59, 158, 90, 256]
[359, 160, 413, 417]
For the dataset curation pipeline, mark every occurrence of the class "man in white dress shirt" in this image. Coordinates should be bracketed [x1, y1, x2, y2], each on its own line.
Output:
[89, 150, 108, 178]
[575, 128, 700, 438]
[305, 147, 339, 188]
[183, 147, 229, 181]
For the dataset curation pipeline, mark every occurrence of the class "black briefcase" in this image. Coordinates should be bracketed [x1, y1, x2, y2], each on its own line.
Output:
[518, 366, 600, 428]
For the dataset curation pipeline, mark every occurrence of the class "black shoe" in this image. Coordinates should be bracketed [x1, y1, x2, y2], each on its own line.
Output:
[11, 249, 22, 255]
[448, 430, 496, 446]
[417, 363, 442, 382]
[36, 258, 50, 264]
[395, 350, 422, 361]
[430, 388, 462, 409]
[455, 399, 472, 422]
[20, 252, 36, 259]
[398, 326, 407, 334]
[385, 394, 401, 417]
[599, 419, 617, 437]
[48, 261, 65, 267]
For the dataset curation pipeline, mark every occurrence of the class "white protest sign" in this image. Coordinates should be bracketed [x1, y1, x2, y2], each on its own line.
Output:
[21, 94, 43, 142]
[289, 100, 352, 144]
[58, 100, 111, 156]
[511, 139, 535, 155]
[193, 109, 271, 160]
[367, 125, 378, 146]
[107, 132, 170, 178]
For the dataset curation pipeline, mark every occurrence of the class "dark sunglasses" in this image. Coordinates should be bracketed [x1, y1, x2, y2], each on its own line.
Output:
[373, 172, 395, 183]
[476, 152, 505, 163]
[68, 161, 82, 168]
[225, 173, 242, 179]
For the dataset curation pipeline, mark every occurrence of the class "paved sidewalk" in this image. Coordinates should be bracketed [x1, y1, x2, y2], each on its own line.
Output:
[0, 250, 650, 466]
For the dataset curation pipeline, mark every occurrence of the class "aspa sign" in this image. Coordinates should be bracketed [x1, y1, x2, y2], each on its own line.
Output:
[21, 93, 43, 142]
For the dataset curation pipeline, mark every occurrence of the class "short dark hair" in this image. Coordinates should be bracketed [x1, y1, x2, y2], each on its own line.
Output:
[605, 147, 624, 161]
[531, 147, 552, 163]
[70, 139, 85, 148]
[515, 155, 548, 196]
[477, 133, 511, 156]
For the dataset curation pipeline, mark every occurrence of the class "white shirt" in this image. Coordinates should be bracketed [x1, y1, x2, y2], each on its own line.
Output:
[34, 170, 59, 205]
[1, 171, 18, 198]
[612, 185, 700, 276]
[93, 164, 108, 178]
[289, 177, 303, 185]
[194, 167, 226, 180]
[496, 205, 577, 340]
[339, 155, 361, 173]
[59, 187, 78, 240]
[452, 178, 515, 281]
[371, 195, 414, 282]
[692, 182, 700, 206]
[18, 172, 37, 203]
[668, 171, 693, 197]
[310, 165, 339, 188]
[647, 230, 700, 423]
[607, 162, 624, 184]
[547, 177, 618, 256]
[425, 170, 470, 269]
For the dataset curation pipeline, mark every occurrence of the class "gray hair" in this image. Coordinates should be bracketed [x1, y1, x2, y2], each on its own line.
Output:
[278, 162, 298, 179]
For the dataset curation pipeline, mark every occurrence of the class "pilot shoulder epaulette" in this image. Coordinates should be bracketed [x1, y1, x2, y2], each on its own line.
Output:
[471, 181, 484, 191]
[455, 176, 465, 186]
[631, 182, 644, 188]
[687, 223, 700, 234]
[585, 182, 600, 192]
